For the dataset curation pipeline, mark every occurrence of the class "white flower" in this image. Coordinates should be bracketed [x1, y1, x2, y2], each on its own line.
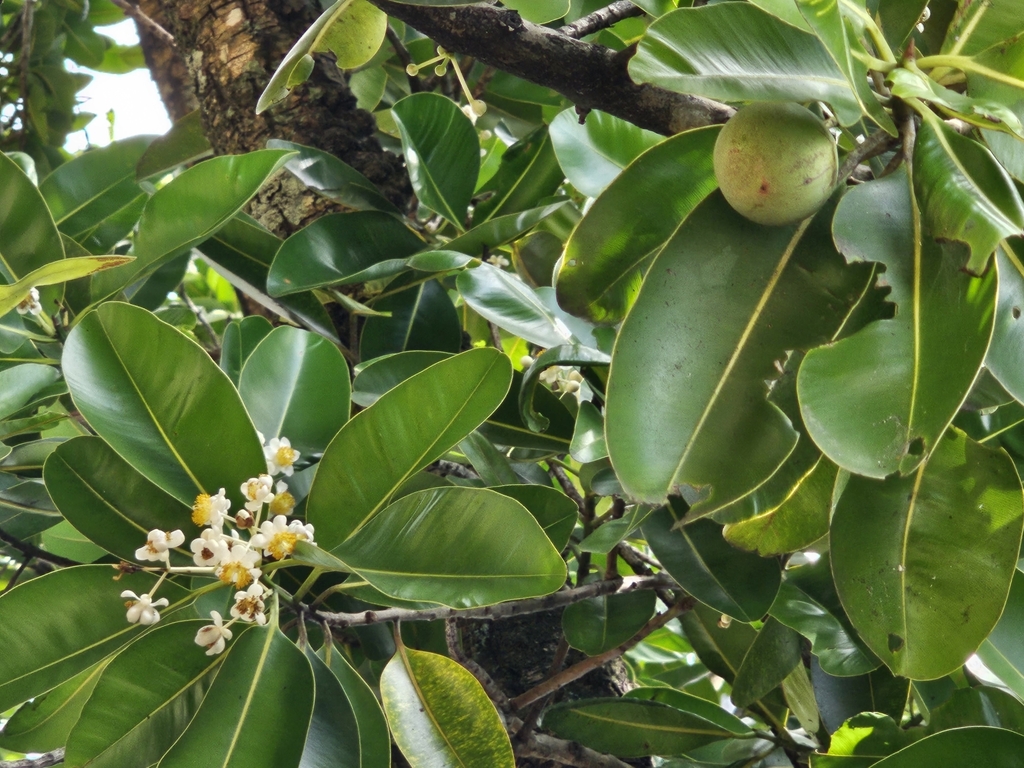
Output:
[230, 583, 268, 625]
[264, 437, 300, 477]
[16, 287, 42, 316]
[121, 591, 169, 625]
[135, 529, 185, 563]
[251, 515, 313, 560]
[190, 528, 228, 567]
[215, 544, 262, 588]
[539, 366, 563, 386]
[191, 488, 231, 528]
[268, 481, 296, 516]
[486, 254, 510, 268]
[519, 355, 534, 369]
[195, 611, 233, 655]
[241, 475, 275, 512]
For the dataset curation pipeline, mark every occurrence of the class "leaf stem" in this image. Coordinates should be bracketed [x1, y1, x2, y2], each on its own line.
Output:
[839, 0, 897, 64]
[916, 55, 1024, 91]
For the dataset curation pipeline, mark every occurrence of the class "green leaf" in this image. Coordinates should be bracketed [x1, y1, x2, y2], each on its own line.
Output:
[0, 662, 105, 754]
[502, 0, 569, 23]
[549, 109, 662, 198]
[267, 139, 400, 213]
[268, 211, 424, 296]
[306, 347, 511, 548]
[43, 436, 194, 564]
[392, 93, 479, 228]
[459, 431, 518, 486]
[519, 343, 610, 433]
[135, 110, 213, 180]
[607, 192, 870, 513]
[888, 68, 1023, 137]
[579, 504, 654, 554]
[679, 603, 756, 685]
[770, 581, 879, 677]
[352, 350, 451, 407]
[571, 400, 608, 463]
[928, 687, 1024, 734]
[831, 428, 1024, 679]
[643, 505, 780, 622]
[970, 36, 1024, 182]
[555, 126, 719, 325]
[871, 727, 1024, 768]
[258, 0, 386, 112]
[0, 566, 191, 712]
[563, 589, 656, 656]
[0, 364, 60, 421]
[239, 326, 351, 455]
[976, 569, 1024, 700]
[941, 0, 1024, 56]
[381, 645, 514, 768]
[471, 127, 565, 222]
[985, 244, 1024, 403]
[64, 621, 227, 768]
[798, 168, 996, 478]
[722, 457, 836, 557]
[443, 202, 569, 260]
[782, 662, 819, 734]
[624, 687, 753, 736]
[159, 623, 314, 768]
[812, 712, 917, 767]
[90, 150, 295, 300]
[811, 665, 910, 734]
[490, 483, 578, 552]
[360, 278, 462, 360]
[63, 303, 265, 507]
[731, 618, 802, 708]
[220, 315, 274, 386]
[334, 487, 565, 607]
[629, 4, 863, 125]
[0, 255, 133, 319]
[542, 698, 734, 758]
[39, 135, 153, 237]
[913, 112, 1024, 275]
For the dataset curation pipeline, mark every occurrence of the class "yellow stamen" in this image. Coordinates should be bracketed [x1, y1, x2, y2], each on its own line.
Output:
[269, 492, 296, 516]
[218, 562, 254, 589]
[275, 446, 297, 468]
[267, 532, 299, 561]
[192, 493, 213, 526]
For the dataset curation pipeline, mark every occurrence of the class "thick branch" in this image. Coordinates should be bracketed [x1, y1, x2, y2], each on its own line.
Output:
[515, 729, 631, 768]
[367, 0, 732, 135]
[0, 749, 64, 768]
[316, 574, 675, 628]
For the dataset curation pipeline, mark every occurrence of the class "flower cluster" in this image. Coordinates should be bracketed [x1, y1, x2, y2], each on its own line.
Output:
[521, 356, 585, 395]
[119, 434, 316, 656]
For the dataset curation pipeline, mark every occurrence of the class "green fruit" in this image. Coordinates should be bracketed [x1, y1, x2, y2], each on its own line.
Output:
[713, 102, 838, 226]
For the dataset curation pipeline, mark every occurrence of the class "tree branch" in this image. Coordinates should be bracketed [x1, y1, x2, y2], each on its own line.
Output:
[0, 527, 79, 568]
[110, 0, 175, 45]
[514, 728, 632, 768]
[316, 574, 675, 628]
[560, 1, 645, 39]
[0, 748, 64, 768]
[366, 0, 732, 135]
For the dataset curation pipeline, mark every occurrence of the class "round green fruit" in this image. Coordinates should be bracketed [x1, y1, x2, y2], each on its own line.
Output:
[713, 102, 838, 226]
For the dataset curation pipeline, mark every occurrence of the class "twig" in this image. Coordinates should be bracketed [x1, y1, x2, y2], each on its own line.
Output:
[510, 720, 631, 768]
[177, 283, 220, 354]
[510, 597, 692, 709]
[549, 463, 586, 514]
[836, 128, 899, 183]
[560, 0, 645, 39]
[110, 0, 175, 46]
[445, 618, 513, 712]
[0, 527, 79, 568]
[18, 0, 34, 150]
[488, 320, 504, 350]
[427, 459, 479, 480]
[0, 749, 65, 768]
[386, 25, 420, 93]
[615, 542, 678, 607]
[515, 634, 571, 745]
[316, 574, 675, 628]
[472, 66, 497, 99]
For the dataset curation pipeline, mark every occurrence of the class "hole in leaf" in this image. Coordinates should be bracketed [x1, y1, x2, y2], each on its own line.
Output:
[1014, 307, 1021, 320]
[907, 437, 925, 456]
[888, 633, 904, 653]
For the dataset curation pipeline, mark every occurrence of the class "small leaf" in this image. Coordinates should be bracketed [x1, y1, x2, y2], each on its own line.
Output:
[571, 400, 608, 463]
[360, 278, 462, 361]
[976, 569, 1024, 700]
[624, 687, 753, 735]
[220, 315, 274, 386]
[0, 662, 105, 754]
[0, 255, 133, 318]
[563, 589, 656, 656]
[731, 618, 802, 708]
[871, 727, 1024, 768]
[381, 645, 514, 768]
[135, 110, 213, 180]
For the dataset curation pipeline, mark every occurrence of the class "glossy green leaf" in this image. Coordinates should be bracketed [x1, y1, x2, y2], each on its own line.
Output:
[607, 193, 870, 513]
[360, 279, 462, 361]
[459, 431, 518, 486]
[578, 504, 654, 554]
[306, 347, 511, 548]
[258, 0, 386, 112]
[63, 303, 265, 507]
[442, 202, 568, 258]
[811, 663, 910, 734]
[799, 169, 996, 479]
[629, 4, 862, 125]
[90, 150, 295, 300]
[770, 581, 878, 678]
[39, 135, 152, 237]
[220, 315, 274, 387]
[644, 505, 780, 622]
[986, 244, 1024, 404]
[268, 211, 424, 296]
[563, 589, 656, 656]
[811, 712, 918, 767]
[913, 113, 1024, 275]
[970, 36, 1024, 182]
[871, 727, 1024, 768]
[196, 215, 337, 342]
[0, 662, 105, 754]
[624, 687, 753, 736]
[889, 68, 1023, 137]
[542, 698, 733, 758]
[832, 428, 1024, 679]
[239, 326, 350, 455]
[39, 520, 107, 563]
[381, 645, 514, 768]
[519, 344, 610, 433]
[549, 109, 662, 198]
[267, 139, 400, 214]
[472, 127, 564, 222]
[570, 400, 608, 463]
[352, 350, 451, 407]
[783, 662, 819, 734]
[0, 255, 133, 319]
[0, 566, 190, 712]
[928, 687, 1024, 734]
[490, 483, 577, 552]
[0, 364, 60, 421]
[731, 618, 802, 708]
[502, 0, 569, 23]
[723, 457, 836, 557]
[555, 126, 719, 325]
[392, 93, 479, 228]
[679, 603, 757, 685]
[43, 436, 193, 564]
[135, 109, 213, 180]
[977, 569, 1024, 700]
[64, 620, 227, 768]
[940, 0, 1024, 56]
[159, 623, 314, 768]
[334, 487, 565, 607]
